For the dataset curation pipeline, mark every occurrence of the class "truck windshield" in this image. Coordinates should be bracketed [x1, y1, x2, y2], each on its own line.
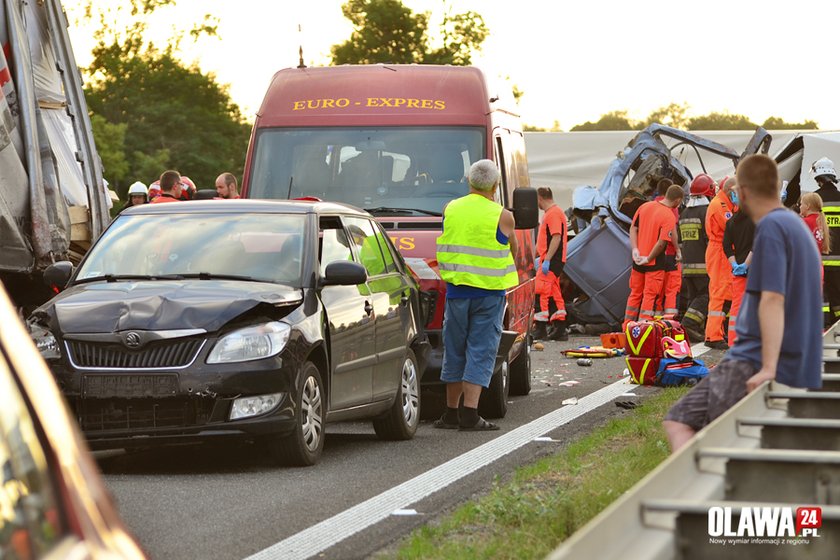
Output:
[248, 127, 485, 215]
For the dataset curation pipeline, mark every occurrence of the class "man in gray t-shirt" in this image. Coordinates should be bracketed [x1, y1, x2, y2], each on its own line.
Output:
[664, 154, 823, 452]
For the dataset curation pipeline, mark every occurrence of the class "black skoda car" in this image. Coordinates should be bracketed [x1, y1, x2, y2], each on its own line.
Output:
[28, 200, 427, 466]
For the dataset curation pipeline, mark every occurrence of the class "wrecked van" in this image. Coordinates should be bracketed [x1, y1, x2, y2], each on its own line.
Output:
[241, 65, 539, 418]
[565, 124, 771, 325]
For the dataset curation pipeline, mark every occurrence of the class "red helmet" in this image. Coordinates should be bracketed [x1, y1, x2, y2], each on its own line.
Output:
[690, 174, 715, 197]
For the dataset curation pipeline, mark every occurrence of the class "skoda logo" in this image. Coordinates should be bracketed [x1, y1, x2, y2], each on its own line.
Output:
[124, 332, 142, 348]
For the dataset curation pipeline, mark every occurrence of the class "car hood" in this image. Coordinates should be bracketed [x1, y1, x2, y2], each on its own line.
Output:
[35, 280, 303, 334]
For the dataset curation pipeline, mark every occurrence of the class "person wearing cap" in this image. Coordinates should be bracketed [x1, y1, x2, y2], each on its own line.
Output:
[150, 170, 183, 203]
[677, 174, 714, 342]
[120, 181, 149, 212]
[813, 157, 840, 326]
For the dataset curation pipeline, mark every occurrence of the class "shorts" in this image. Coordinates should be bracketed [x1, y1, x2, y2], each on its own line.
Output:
[664, 358, 759, 431]
[441, 295, 506, 388]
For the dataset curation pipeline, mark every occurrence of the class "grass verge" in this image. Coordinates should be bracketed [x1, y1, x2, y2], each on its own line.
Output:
[382, 386, 691, 560]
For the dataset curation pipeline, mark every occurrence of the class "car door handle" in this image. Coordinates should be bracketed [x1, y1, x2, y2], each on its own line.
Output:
[400, 291, 409, 306]
[364, 301, 373, 316]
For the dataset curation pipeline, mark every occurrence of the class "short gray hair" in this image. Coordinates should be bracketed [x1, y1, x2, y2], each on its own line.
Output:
[468, 159, 500, 192]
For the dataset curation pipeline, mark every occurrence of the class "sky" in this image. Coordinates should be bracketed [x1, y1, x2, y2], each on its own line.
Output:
[63, 0, 839, 130]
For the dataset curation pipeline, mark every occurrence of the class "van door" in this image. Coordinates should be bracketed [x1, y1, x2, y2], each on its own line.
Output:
[318, 216, 375, 409]
[344, 216, 410, 401]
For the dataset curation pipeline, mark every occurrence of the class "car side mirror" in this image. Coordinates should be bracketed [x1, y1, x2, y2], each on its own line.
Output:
[43, 261, 73, 290]
[512, 187, 539, 229]
[323, 261, 368, 286]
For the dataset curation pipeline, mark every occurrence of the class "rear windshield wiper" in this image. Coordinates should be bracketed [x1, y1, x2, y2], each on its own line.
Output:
[364, 206, 441, 217]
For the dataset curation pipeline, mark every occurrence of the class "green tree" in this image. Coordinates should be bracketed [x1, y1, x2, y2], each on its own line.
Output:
[331, 0, 488, 65]
[90, 114, 129, 190]
[762, 116, 819, 130]
[687, 112, 756, 130]
[642, 102, 690, 129]
[571, 111, 638, 131]
[80, 0, 248, 191]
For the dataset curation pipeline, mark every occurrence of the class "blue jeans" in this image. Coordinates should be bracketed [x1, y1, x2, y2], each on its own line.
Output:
[441, 295, 506, 388]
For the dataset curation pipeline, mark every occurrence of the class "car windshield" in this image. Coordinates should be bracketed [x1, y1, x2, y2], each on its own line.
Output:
[248, 126, 485, 215]
[76, 213, 307, 286]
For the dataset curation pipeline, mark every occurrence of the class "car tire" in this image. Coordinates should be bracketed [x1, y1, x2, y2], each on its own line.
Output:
[478, 358, 509, 419]
[509, 335, 532, 396]
[267, 362, 325, 467]
[373, 349, 420, 440]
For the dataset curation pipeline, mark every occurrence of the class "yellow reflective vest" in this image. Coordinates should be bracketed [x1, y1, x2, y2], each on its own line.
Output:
[436, 194, 518, 290]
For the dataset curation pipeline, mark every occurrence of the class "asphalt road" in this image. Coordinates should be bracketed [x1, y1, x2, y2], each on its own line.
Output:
[95, 335, 727, 560]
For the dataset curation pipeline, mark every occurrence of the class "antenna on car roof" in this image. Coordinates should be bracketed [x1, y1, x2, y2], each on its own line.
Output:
[297, 24, 306, 68]
[287, 175, 295, 199]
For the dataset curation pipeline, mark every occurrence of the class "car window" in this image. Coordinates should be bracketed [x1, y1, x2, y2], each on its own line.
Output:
[372, 222, 403, 274]
[318, 216, 354, 276]
[0, 355, 67, 558]
[344, 217, 391, 277]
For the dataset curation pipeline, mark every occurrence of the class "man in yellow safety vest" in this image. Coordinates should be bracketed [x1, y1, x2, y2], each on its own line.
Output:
[434, 159, 519, 431]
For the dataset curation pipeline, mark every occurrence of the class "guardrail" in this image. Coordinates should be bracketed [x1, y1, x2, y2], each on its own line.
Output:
[547, 324, 840, 560]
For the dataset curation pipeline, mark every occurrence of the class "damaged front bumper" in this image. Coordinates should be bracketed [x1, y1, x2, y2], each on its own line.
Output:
[50, 335, 304, 450]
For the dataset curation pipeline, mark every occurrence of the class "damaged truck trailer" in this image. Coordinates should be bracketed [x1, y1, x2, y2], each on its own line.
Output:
[0, 0, 110, 310]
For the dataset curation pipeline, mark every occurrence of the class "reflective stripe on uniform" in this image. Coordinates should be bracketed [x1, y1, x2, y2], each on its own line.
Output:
[823, 206, 840, 227]
[708, 310, 727, 317]
[683, 310, 705, 323]
[438, 262, 517, 277]
[823, 255, 840, 265]
[435, 244, 511, 259]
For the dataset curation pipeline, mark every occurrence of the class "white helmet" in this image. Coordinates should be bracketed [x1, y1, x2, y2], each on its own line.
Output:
[810, 157, 837, 180]
[128, 181, 148, 196]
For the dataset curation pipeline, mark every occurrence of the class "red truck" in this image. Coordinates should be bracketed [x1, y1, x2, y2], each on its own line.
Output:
[241, 65, 536, 417]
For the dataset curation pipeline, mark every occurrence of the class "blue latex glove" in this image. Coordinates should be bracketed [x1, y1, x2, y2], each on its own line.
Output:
[730, 261, 739, 273]
[534, 257, 541, 270]
[734, 262, 749, 277]
[541, 259, 550, 274]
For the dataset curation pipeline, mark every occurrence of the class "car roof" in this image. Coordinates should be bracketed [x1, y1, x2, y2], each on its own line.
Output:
[121, 199, 368, 216]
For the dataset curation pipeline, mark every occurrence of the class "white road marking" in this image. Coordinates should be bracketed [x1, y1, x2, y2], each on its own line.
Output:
[244, 378, 633, 560]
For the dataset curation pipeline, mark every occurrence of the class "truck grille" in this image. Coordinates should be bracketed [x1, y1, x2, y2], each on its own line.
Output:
[67, 338, 204, 369]
[74, 397, 215, 433]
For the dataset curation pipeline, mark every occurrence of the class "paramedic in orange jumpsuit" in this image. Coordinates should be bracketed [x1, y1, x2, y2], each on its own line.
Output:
[535, 187, 568, 340]
[654, 180, 682, 317]
[704, 176, 737, 349]
[626, 185, 683, 328]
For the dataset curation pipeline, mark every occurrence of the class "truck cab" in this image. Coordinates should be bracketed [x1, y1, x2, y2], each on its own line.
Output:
[242, 65, 537, 416]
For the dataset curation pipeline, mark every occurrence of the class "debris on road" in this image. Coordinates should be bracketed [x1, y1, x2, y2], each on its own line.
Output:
[534, 342, 545, 351]
[558, 381, 580, 387]
[562, 397, 579, 406]
[576, 358, 593, 367]
[392, 509, 420, 516]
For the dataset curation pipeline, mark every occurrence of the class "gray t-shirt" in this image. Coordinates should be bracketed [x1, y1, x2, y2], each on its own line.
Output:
[727, 208, 823, 389]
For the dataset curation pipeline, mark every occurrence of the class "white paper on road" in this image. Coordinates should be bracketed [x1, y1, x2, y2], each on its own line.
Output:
[533, 436, 556, 442]
[562, 397, 579, 405]
[391, 509, 419, 516]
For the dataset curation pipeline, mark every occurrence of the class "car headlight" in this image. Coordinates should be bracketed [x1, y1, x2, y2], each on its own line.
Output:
[207, 322, 291, 364]
[30, 326, 61, 360]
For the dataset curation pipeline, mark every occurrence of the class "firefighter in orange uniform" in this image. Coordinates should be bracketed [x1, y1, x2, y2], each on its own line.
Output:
[626, 185, 683, 327]
[704, 176, 737, 349]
